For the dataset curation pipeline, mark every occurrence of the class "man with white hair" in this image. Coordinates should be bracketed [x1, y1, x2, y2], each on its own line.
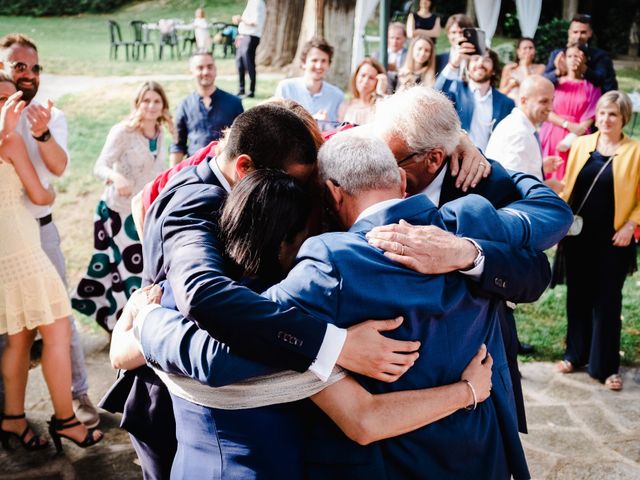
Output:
[366, 86, 573, 434]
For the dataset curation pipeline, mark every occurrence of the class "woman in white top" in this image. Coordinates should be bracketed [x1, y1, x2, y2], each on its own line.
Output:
[71, 81, 174, 332]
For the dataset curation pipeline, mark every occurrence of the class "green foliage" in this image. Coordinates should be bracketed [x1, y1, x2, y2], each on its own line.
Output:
[534, 18, 570, 65]
[0, 0, 130, 16]
[502, 12, 521, 39]
[596, 0, 637, 55]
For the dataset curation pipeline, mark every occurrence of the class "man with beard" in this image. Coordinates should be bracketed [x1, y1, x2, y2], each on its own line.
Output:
[544, 13, 617, 93]
[0, 33, 100, 428]
[435, 47, 514, 151]
[169, 52, 243, 166]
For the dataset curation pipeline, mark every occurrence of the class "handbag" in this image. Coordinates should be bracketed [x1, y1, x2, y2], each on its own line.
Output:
[565, 156, 614, 237]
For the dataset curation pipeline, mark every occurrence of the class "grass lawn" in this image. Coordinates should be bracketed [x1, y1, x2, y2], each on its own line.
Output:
[3, 2, 639, 360]
[0, 0, 245, 76]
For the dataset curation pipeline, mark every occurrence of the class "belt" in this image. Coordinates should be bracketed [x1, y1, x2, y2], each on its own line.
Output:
[38, 214, 53, 226]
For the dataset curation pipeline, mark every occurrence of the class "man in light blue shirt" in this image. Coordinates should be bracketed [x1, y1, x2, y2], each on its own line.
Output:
[275, 37, 344, 131]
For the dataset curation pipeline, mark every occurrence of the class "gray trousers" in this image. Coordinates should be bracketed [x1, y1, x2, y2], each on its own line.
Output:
[0, 220, 89, 404]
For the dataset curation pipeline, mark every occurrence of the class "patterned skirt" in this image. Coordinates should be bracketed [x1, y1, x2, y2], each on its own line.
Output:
[71, 200, 142, 332]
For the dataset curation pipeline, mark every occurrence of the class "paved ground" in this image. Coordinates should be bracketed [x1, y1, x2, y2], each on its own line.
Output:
[1, 322, 638, 479]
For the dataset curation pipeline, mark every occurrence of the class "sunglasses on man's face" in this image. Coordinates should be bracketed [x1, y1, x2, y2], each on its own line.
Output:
[8, 61, 43, 75]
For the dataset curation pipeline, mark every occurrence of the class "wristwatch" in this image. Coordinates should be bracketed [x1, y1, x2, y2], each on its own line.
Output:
[562, 120, 569, 129]
[33, 129, 51, 142]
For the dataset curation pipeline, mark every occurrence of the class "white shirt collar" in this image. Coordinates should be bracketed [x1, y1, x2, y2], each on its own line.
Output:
[208, 156, 232, 193]
[355, 198, 403, 224]
[420, 163, 447, 206]
[469, 81, 493, 101]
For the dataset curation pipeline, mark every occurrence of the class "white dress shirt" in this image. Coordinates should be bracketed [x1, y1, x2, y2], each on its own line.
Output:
[238, 0, 266, 37]
[468, 82, 494, 152]
[485, 107, 543, 180]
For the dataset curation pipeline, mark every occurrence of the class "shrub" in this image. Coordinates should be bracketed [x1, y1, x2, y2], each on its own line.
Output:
[0, 0, 130, 16]
[534, 18, 570, 65]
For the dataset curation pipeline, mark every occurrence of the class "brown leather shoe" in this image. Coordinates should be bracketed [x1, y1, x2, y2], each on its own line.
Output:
[72, 394, 100, 429]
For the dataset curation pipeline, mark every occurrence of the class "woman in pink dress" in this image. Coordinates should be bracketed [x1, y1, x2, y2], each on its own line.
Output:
[539, 44, 600, 180]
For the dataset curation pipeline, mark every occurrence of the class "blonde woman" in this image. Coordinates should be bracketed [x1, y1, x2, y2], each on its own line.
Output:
[394, 34, 437, 91]
[0, 77, 103, 452]
[557, 91, 640, 391]
[338, 57, 386, 125]
[72, 81, 174, 332]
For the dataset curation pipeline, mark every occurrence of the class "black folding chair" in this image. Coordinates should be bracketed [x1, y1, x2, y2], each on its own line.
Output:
[108, 20, 135, 61]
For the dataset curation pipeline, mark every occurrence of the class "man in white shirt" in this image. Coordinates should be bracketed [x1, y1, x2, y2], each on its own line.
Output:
[0, 33, 100, 427]
[275, 37, 344, 131]
[485, 75, 562, 189]
[233, 0, 266, 98]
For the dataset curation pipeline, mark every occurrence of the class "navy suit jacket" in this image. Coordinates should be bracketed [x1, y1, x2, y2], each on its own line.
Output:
[544, 46, 617, 93]
[434, 76, 515, 142]
[142, 159, 327, 370]
[264, 194, 529, 479]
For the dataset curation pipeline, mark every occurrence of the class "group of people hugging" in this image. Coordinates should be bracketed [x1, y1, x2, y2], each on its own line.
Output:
[0, 6, 638, 480]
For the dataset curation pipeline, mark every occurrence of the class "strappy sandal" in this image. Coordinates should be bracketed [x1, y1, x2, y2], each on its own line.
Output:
[48, 414, 104, 454]
[556, 359, 574, 374]
[0, 413, 49, 451]
[605, 374, 623, 391]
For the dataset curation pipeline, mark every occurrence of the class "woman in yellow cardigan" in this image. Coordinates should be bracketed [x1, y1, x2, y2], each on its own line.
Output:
[556, 91, 640, 390]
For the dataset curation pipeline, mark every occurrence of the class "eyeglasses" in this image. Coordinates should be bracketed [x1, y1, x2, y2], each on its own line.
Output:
[7, 61, 43, 75]
[397, 151, 424, 168]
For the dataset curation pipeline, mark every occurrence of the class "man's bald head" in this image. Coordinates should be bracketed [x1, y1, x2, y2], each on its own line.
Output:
[519, 75, 554, 126]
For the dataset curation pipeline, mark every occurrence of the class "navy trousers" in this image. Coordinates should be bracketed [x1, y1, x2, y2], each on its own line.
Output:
[236, 34, 260, 94]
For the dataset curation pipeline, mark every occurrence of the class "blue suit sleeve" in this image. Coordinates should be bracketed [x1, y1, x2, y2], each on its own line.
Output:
[140, 307, 275, 387]
[160, 185, 328, 372]
[264, 237, 341, 325]
[584, 50, 617, 92]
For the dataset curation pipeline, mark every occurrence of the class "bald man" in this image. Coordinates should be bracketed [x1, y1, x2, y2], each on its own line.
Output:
[486, 75, 562, 188]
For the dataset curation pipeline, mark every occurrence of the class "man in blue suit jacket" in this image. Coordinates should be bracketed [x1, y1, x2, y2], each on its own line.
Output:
[435, 47, 515, 152]
[543, 14, 617, 93]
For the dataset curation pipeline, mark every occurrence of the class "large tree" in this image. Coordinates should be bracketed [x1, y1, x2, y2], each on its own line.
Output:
[258, 0, 357, 89]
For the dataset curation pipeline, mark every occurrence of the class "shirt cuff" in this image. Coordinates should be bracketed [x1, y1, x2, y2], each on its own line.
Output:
[459, 238, 485, 280]
[133, 304, 162, 356]
[308, 323, 347, 382]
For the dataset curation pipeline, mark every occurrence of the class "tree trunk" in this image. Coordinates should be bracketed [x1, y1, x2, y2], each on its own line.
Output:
[256, 0, 305, 68]
[293, 0, 356, 89]
[323, 0, 357, 89]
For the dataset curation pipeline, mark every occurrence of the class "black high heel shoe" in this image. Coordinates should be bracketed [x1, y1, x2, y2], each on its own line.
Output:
[0, 413, 49, 451]
[48, 414, 103, 453]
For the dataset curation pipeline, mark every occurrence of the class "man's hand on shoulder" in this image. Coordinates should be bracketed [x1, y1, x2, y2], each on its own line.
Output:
[366, 219, 478, 274]
[337, 317, 420, 383]
[450, 132, 491, 191]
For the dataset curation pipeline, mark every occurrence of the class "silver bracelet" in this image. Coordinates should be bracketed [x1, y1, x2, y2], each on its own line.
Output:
[462, 379, 477, 411]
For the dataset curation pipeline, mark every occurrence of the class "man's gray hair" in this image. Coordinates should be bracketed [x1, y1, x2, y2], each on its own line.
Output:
[318, 129, 401, 195]
[373, 86, 461, 156]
